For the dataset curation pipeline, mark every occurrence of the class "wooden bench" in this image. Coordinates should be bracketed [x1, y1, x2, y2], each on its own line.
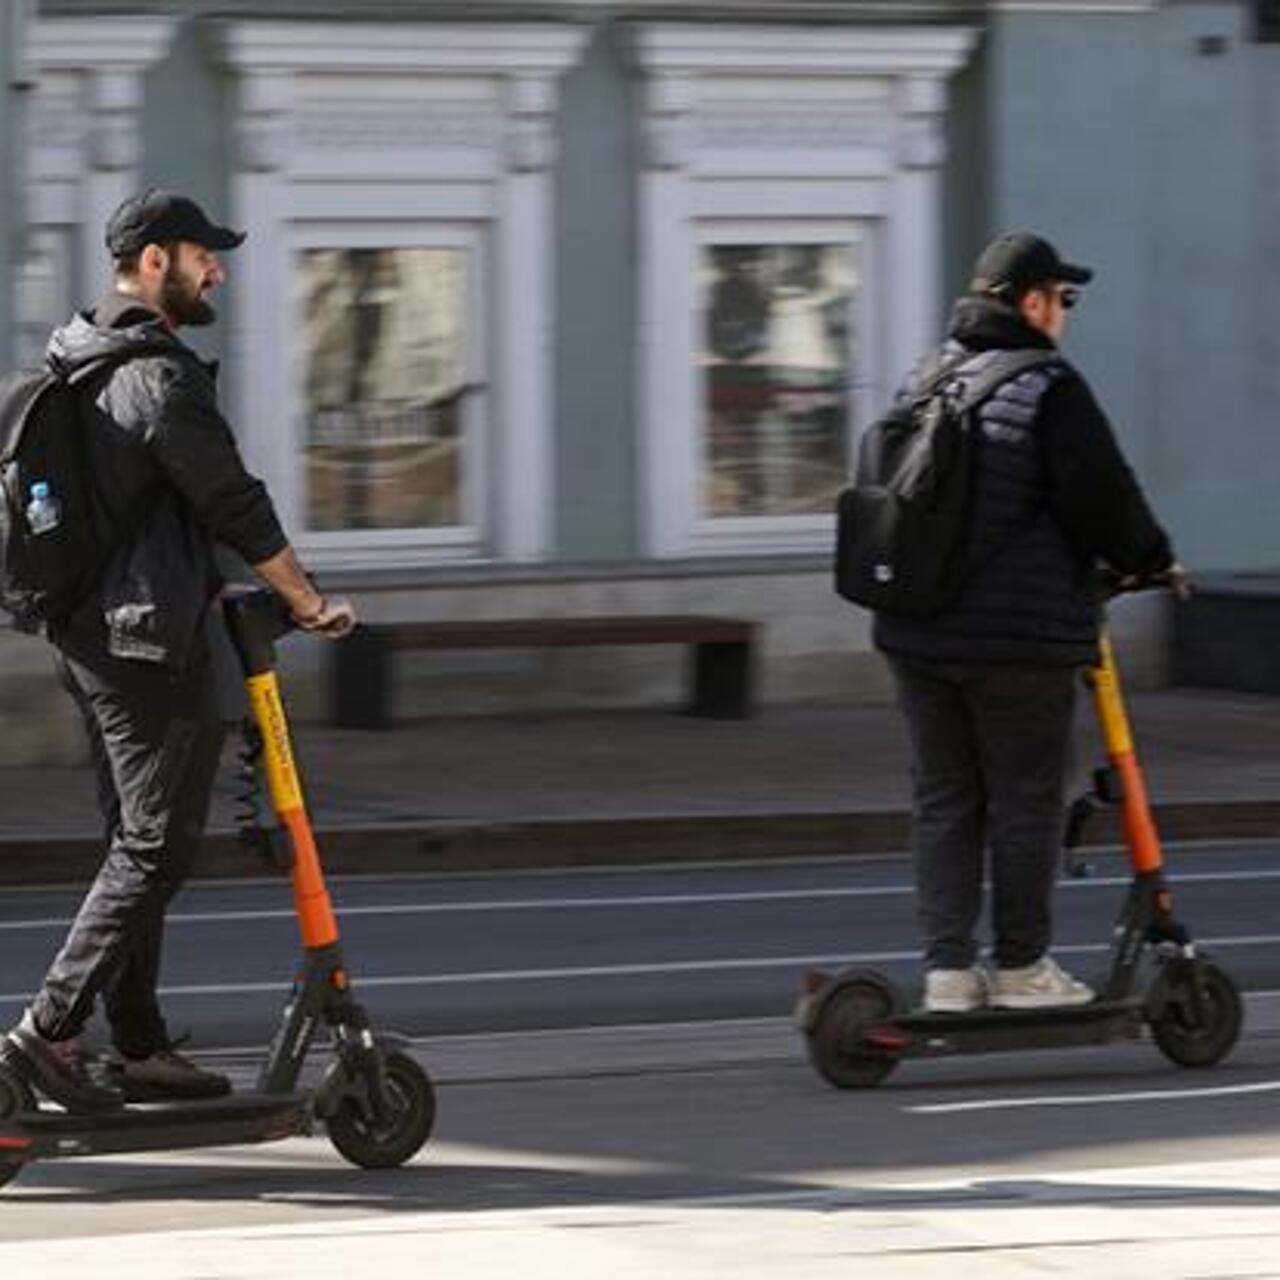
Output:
[329, 615, 758, 728]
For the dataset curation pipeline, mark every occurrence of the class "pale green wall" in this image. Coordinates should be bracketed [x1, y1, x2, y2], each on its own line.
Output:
[1144, 4, 1279, 571]
[983, 3, 1279, 572]
[553, 20, 640, 560]
[984, 11, 1151, 473]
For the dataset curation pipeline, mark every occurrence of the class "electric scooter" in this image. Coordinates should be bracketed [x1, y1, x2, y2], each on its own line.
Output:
[0, 588, 436, 1187]
[795, 583, 1244, 1088]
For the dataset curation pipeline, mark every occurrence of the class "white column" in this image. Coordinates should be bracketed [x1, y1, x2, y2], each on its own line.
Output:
[81, 70, 144, 303]
[227, 73, 294, 523]
[886, 76, 950, 379]
[637, 73, 696, 558]
[493, 76, 557, 561]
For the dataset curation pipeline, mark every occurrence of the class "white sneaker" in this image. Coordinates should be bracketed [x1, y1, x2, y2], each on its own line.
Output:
[923, 967, 988, 1013]
[990, 955, 1095, 1009]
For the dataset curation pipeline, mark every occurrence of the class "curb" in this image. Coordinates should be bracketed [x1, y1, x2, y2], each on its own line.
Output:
[1, 799, 1277, 885]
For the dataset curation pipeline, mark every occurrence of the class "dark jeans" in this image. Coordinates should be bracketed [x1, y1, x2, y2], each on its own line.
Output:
[887, 654, 1078, 971]
[29, 648, 225, 1057]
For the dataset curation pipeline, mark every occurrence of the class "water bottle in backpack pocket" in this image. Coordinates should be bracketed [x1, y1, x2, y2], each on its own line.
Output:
[0, 363, 115, 631]
[25, 482, 61, 535]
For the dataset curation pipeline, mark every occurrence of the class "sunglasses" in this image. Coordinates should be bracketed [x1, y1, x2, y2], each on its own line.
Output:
[1055, 286, 1080, 310]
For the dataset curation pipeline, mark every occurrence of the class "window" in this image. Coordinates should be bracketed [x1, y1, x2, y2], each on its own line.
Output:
[286, 228, 489, 558]
[296, 246, 473, 535]
[699, 242, 858, 521]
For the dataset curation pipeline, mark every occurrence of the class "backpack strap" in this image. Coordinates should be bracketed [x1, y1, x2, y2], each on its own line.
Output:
[50, 342, 173, 389]
[951, 349, 1062, 413]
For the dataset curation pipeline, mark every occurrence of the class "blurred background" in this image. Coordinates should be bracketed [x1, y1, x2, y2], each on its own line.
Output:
[2, 0, 1278, 762]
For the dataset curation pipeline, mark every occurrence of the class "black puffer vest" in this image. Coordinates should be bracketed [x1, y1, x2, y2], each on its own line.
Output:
[873, 303, 1100, 668]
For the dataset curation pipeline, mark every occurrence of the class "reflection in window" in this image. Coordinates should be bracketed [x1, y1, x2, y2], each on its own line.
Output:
[17, 230, 70, 366]
[296, 247, 469, 532]
[699, 244, 857, 518]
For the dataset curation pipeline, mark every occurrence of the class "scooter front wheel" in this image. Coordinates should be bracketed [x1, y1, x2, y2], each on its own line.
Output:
[805, 973, 900, 1089]
[0, 1061, 36, 1190]
[327, 1049, 436, 1170]
[1148, 959, 1243, 1069]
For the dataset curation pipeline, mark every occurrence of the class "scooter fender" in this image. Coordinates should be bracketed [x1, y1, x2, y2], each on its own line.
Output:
[793, 967, 898, 1034]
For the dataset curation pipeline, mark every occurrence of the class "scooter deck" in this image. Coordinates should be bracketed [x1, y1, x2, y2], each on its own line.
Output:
[874, 1000, 1146, 1059]
[0, 1091, 309, 1167]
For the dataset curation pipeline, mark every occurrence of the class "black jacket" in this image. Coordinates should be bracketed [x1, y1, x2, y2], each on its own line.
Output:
[46, 294, 287, 669]
[874, 296, 1174, 666]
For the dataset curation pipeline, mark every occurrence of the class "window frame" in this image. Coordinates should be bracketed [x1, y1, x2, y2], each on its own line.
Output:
[688, 218, 880, 549]
[633, 22, 976, 560]
[284, 220, 491, 564]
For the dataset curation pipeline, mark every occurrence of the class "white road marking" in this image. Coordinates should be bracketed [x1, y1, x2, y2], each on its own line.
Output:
[908, 1079, 1280, 1114]
[1, 866, 1279, 931]
[0, 950, 918, 1002]
[1, 934, 1279, 1004]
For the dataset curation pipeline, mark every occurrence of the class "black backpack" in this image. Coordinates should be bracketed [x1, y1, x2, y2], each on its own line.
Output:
[0, 354, 135, 632]
[834, 348, 1060, 619]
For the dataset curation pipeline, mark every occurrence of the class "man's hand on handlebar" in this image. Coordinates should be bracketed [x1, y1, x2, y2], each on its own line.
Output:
[291, 596, 358, 638]
[1163, 561, 1192, 601]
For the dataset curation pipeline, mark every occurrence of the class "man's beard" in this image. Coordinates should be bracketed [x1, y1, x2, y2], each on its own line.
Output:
[161, 265, 216, 327]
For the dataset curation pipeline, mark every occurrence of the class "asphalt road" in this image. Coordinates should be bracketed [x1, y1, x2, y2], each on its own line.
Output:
[6, 844, 1280, 1276]
[3, 842, 1280, 1048]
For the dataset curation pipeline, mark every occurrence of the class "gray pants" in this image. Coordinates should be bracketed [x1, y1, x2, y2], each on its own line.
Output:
[30, 648, 225, 1057]
[887, 654, 1078, 971]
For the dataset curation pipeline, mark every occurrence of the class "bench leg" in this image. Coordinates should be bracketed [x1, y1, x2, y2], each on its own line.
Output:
[330, 628, 393, 730]
[689, 641, 753, 719]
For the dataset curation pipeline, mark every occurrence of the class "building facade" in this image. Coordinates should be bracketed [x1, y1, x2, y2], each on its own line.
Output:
[2, 0, 1278, 757]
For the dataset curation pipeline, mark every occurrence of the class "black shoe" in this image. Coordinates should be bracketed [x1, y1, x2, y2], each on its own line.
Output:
[106, 1048, 232, 1102]
[6, 1012, 124, 1113]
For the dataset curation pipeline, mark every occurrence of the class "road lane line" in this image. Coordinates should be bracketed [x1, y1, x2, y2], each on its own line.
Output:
[907, 1079, 1280, 1114]
[2, 934, 1280, 1004]
[0, 886, 919, 930]
[3, 867, 1280, 931]
[0, 950, 919, 1002]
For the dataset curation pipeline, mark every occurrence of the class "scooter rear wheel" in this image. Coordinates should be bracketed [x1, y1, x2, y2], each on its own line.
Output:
[0, 1062, 35, 1190]
[1148, 959, 1243, 1069]
[805, 974, 899, 1089]
[327, 1049, 436, 1170]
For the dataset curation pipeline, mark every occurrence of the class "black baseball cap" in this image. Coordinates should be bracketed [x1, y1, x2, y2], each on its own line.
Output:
[105, 190, 246, 258]
[970, 231, 1093, 295]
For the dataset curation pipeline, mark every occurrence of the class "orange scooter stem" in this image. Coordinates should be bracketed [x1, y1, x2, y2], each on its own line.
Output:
[1088, 631, 1164, 876]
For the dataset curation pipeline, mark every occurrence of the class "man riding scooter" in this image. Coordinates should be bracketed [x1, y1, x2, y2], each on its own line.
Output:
[4, 190, 355, 1112]
[871, 232, 1187, 1014]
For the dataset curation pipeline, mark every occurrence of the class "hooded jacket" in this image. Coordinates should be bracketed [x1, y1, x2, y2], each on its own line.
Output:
[873, 295, 1174, 667]
[46, 294, 287, 669]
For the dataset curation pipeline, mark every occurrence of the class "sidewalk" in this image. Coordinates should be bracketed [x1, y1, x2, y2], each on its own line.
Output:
[1, 687, 1277, 884]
